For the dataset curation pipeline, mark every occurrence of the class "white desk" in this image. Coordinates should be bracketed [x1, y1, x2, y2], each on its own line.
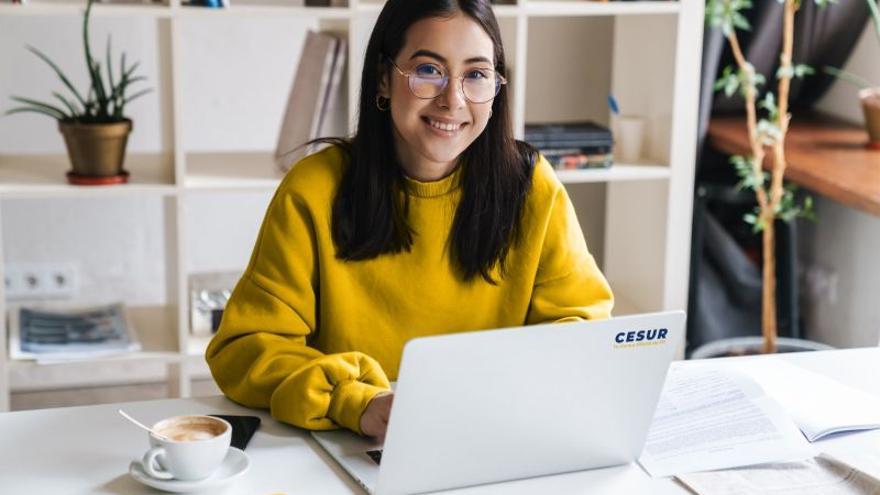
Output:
[2, 348, 879, 494]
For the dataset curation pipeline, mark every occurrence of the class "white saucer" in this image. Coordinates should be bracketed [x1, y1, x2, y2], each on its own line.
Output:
[129, 447, 250, 493]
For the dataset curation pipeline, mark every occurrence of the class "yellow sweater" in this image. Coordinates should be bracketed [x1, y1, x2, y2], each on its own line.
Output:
[206, 145, 613, 435]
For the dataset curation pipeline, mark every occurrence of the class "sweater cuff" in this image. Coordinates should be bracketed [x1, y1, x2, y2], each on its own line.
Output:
[328, 380, 389, 434]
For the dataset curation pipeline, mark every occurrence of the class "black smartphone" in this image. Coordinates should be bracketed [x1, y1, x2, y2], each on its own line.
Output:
[210, 414, 261, 450]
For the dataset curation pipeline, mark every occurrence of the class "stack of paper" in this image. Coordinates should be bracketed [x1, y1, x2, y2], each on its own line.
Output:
[640, 360, 880, 479]
[677, 453, 880, 495]
[638, 366, 814, 478]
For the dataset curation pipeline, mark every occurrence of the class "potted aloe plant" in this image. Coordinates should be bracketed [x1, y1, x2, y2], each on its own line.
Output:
[5, 0, 151, 184]
[825, 0, 880, 149]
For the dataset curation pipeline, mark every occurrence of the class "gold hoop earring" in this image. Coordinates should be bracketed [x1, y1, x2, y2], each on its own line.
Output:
[376, 95, 390, 111]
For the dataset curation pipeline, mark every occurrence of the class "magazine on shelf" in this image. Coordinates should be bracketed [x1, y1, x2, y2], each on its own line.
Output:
[8, 302, 141, 363]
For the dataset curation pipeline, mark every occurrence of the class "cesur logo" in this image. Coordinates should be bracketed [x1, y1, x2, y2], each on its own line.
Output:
[614, 328, 668, 344]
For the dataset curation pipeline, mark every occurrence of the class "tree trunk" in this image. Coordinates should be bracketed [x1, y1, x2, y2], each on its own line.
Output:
[762, 217, 778, 353]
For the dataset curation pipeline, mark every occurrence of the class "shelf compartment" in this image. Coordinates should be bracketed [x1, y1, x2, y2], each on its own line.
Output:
[0, 153, 176, 198]
[525, 0, 680, 17]
[7, 304, 180, 391]
[187, 334, 212, 358]
[490, 4, 520, 17]
[184, 151, 284, 191]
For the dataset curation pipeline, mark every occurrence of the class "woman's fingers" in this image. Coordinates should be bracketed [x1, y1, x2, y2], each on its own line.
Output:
[360, 391, 394, 441]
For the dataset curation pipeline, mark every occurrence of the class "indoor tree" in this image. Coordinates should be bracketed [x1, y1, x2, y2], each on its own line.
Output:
[706, 0, 827, 353]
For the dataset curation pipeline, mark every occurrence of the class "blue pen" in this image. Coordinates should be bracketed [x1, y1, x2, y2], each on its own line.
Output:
[607, 94, 620, 115]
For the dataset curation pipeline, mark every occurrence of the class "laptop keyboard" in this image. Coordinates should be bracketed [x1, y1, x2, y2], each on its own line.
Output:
[366, 449, 383, 465]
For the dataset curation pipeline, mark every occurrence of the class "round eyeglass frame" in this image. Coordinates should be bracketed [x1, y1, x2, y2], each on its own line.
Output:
[384, 55, 507, 104]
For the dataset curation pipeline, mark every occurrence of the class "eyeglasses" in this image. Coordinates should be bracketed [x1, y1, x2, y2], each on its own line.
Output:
[385, 55, 507, 104]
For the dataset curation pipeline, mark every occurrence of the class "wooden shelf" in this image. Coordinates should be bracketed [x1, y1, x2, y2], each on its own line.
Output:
[525, 0, 680, 17]
[0, 0, 172, 18]
[184, 151, 283, 191]
[0, 153, 177, 198]
[7, 304, 180, 391]
[489, 4, 520, 18]
[555, 163, 670, 184]
[178, 2, 351, 19]
[183, 152, 669, 189]
[1, 0, 681, 18]
[708, 114, 880, 217]
[0, 0, 704, 409]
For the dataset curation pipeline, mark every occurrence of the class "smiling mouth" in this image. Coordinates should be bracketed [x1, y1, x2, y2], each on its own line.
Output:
[423, 116, 468, 134]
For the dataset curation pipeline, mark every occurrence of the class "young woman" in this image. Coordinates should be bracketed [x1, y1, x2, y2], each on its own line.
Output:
[207, 0, 613, 443]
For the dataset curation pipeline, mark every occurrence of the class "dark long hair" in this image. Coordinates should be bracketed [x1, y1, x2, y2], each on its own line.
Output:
[316, 0, 536, 283]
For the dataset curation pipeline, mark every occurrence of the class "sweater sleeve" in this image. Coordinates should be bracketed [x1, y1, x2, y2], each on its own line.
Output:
[205, 177, 390, 434]
[526, 184, 614, 324]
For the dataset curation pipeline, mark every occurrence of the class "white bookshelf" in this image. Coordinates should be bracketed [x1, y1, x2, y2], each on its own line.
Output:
[0, 0, 703, 410]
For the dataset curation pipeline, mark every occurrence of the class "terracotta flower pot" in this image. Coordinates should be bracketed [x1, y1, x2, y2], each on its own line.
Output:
[58, 119, 132, 179]
[859, 88, 880, 150]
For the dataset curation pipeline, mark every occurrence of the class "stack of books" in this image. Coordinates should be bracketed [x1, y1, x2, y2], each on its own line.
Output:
[525, 121, 614, 171]
[275, 30, 348, 173]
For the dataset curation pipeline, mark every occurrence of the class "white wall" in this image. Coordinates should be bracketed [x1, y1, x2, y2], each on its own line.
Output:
[802, 21, 880, 347]
[1, 197, 169, 305]
[815, 21, 880, 124]
[0, 16, 166, 153]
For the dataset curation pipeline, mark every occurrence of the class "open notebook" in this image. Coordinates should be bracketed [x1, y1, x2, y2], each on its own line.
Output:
[720, 359, 880, 442]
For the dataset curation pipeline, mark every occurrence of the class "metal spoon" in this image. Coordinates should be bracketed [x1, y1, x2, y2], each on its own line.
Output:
[118, 409, 170, 441]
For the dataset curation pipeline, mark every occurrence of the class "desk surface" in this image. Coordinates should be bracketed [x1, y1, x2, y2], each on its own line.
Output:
[2, 347, 879, 494]
[708, 115, 880, 216]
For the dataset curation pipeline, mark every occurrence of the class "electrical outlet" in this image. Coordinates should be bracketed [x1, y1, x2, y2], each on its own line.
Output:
[4, 262, 79, 301]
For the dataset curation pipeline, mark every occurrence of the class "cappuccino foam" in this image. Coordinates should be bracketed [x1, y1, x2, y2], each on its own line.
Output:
[155, 416, 226, 442]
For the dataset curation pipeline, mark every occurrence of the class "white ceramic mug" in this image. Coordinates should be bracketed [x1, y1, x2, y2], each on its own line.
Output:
[613, 115, 646, 163]
[141, 415, 231, 481]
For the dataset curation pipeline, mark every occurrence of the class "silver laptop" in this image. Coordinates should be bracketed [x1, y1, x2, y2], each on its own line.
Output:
[312, 311, 685, 495]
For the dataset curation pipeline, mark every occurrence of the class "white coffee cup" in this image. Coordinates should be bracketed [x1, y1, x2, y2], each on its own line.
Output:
[141, 415, 231, 481]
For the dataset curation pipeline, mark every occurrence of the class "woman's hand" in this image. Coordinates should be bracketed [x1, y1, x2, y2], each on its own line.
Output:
[360, 391, 394, 443]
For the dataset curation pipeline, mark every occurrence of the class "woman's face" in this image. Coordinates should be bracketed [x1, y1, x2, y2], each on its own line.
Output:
[379, 13, 497, 179]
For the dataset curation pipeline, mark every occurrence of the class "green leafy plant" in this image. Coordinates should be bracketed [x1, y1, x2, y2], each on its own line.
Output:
[707, 0, 827, 353]
[823, 0, 880, 88]
[5, 0, 151, 123]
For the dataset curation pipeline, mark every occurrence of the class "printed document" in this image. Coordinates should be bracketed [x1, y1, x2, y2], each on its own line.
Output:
[715, 360, 880, 441]
[638, 365, 814, 477]
[676, 453, 880, 495]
